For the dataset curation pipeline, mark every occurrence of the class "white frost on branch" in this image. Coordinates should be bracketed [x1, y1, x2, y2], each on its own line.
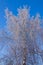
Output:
[0, 6, 43, 65]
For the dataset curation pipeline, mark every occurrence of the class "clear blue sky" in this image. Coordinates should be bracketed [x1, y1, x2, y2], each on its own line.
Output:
[0, 0, 43, 28]
[0, 1, 43, 64]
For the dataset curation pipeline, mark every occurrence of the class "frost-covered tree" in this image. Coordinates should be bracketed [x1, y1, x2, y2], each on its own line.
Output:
[0, 6, 43, 65]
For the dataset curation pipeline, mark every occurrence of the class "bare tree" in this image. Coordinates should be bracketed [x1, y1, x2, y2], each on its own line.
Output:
[0, 6, 43, 65]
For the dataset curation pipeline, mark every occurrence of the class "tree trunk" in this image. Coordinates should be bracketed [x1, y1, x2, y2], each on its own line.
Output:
[23, 48, 27, 65]
[23, 57, 26, 65]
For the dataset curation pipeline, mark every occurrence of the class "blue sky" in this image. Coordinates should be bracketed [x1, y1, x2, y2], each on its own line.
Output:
[0, 1, 43, 64]
[0, 0, 43, 28]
